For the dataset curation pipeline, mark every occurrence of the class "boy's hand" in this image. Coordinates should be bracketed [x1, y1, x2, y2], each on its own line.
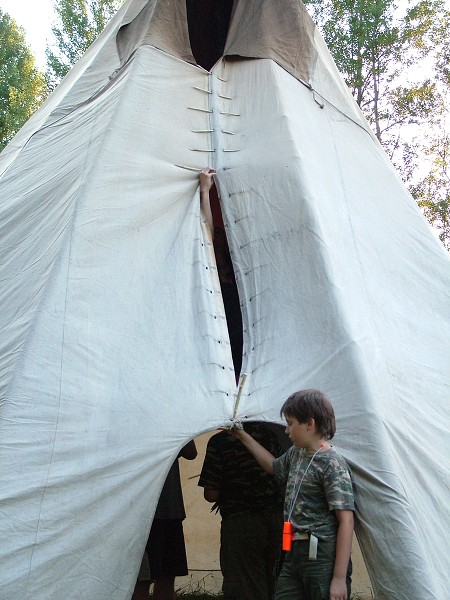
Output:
[329, 575, 348, 600]
[229, 426, 245, 440]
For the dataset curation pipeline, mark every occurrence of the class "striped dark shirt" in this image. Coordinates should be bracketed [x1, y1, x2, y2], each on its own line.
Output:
[199, 422, 284, 518]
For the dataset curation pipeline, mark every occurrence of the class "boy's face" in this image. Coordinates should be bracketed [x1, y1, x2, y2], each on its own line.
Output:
[285, 415, 317, 450]
[284, 415, 311, 448]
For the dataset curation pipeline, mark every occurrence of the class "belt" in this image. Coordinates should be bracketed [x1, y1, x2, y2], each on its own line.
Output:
[292, 531, 319, 560]
[292, 532, 309, 540]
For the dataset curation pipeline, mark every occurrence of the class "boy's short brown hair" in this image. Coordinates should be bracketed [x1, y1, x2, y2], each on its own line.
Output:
[280, 389, 336, 440]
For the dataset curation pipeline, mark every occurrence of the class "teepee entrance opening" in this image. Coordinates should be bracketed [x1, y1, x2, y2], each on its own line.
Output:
[209, 183, 243, 380]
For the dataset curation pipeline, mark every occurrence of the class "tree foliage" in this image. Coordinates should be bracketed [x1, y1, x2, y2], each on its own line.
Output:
[304, 0, 450, 249]
[303, 1, 443, 141]
[0, 10, 46, 151]
[412, 135, 450, 250]
[46, 0, 122, 87]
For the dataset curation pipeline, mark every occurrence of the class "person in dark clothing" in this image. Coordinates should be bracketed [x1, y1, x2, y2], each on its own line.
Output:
[199, 423, 284, 600]
[133, 441, 197, 600]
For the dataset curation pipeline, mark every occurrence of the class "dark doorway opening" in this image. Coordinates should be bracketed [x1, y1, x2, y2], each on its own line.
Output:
[208, 184, 243, 380]
[186, 0, 234, 70]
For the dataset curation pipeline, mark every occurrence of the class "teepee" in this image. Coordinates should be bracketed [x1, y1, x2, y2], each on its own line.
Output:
[0, 1, 449, 599]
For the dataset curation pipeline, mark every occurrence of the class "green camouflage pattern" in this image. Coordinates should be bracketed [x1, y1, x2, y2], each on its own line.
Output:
[273, 446, 354, 541]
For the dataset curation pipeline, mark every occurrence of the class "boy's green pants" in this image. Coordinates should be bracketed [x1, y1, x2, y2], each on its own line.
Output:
[275, 538, 352, 600]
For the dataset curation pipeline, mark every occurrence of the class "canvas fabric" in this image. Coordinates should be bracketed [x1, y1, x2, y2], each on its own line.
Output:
[0, 2, 449, 599]
[116, 0, 317, 83]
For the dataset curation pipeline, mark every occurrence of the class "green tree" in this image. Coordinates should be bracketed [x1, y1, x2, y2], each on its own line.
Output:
[0, 10, 46, 151]
[312, 0, 401, 122]
[46, 0, 122, 87]
[407, 136, 450, 250]
[303, 0, 444, 145]
[304, 0, 450, 248]
[399, 2, 450, 249]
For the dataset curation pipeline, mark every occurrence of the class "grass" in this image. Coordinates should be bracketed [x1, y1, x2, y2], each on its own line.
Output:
[166, 573, 373, 600]
[177, 595, 223, 599]
[173, 593, 369, 600]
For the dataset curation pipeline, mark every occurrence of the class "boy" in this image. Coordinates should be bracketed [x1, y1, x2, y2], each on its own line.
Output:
[231, 389, 354, 600]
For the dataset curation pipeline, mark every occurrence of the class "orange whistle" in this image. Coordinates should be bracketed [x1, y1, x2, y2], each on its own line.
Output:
[282, 521, 293, 551]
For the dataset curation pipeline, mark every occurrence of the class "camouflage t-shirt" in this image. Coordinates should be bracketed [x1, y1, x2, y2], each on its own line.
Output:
[198, 422, 284, 518]
[273, 446, 354, 541]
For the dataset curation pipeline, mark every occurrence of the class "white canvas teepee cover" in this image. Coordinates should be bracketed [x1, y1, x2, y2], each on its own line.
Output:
[0, 1, 449, 599]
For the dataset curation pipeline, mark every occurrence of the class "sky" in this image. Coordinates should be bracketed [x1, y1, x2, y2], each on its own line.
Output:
[0, 0, 55, 69]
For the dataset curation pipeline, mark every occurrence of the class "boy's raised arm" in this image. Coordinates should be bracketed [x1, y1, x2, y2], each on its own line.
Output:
[231, 428, 275, 475]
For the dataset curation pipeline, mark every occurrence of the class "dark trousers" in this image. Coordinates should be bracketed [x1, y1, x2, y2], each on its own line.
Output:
[275, 538, 352, 600]
[220, 508, 283, 600]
